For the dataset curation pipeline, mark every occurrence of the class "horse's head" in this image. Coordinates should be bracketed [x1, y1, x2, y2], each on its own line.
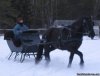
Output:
[82, 16, 95, 39]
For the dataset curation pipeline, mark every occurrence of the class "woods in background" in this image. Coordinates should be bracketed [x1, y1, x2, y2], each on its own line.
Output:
[0, 0, 100, 29]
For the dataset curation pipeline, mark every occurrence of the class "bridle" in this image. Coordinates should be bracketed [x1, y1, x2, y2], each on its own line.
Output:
[63, 18, 93, 36]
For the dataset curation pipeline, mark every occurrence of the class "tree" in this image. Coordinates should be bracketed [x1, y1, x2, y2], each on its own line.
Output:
[0, 0, 18, 29]
[93, 0, 100, 19]
[11, 0, 34, 27]
[0, 0, 100, 29]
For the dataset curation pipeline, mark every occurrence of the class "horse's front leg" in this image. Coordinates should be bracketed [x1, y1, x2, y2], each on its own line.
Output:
[68, 52, 74, 68]
[75, 50, 84, 67]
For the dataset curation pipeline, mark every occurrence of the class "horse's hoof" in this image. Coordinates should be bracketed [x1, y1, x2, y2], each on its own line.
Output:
[35, 60, 39, 64]
[45, 59, 50, 64]
[35, 58, 41, 64]
[80, 62, 84, 68]
[67, 64, 71, 68]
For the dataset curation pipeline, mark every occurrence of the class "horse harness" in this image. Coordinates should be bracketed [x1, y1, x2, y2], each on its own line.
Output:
[54, 28, 82, 49]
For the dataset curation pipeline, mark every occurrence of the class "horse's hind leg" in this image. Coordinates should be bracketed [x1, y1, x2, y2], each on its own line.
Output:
[68, 52, 74, 67]
[35, 44, 44, 64]
[75, 50, 84, 66]
[44, 45, 55, 63]
[44, 49, 50, 62]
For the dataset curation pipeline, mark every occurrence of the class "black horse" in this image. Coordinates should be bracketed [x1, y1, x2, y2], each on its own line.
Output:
[35, 16, 95, 67]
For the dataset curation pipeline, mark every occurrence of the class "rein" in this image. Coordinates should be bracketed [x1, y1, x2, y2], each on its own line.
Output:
[64, 25, 90, 36]
[36, 38, 82, 46]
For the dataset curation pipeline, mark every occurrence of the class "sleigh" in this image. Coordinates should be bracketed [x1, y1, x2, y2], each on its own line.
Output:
[4, 30, 41, 62]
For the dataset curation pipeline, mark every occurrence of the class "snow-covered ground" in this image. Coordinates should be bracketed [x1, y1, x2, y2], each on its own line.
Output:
[0, 36, 100, 76]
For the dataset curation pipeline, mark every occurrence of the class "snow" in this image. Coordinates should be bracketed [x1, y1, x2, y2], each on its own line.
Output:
[0, 36, 100, 76]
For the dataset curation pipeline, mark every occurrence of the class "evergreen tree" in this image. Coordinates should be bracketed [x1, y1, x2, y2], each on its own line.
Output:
[11, 0, 34, 27]
[0, 0, 100, 29]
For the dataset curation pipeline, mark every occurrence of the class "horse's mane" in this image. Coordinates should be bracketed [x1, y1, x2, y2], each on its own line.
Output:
[71, 18, 83, 28]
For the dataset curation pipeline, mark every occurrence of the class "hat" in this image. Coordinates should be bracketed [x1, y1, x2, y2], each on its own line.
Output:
[17, 17, 23, 22]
